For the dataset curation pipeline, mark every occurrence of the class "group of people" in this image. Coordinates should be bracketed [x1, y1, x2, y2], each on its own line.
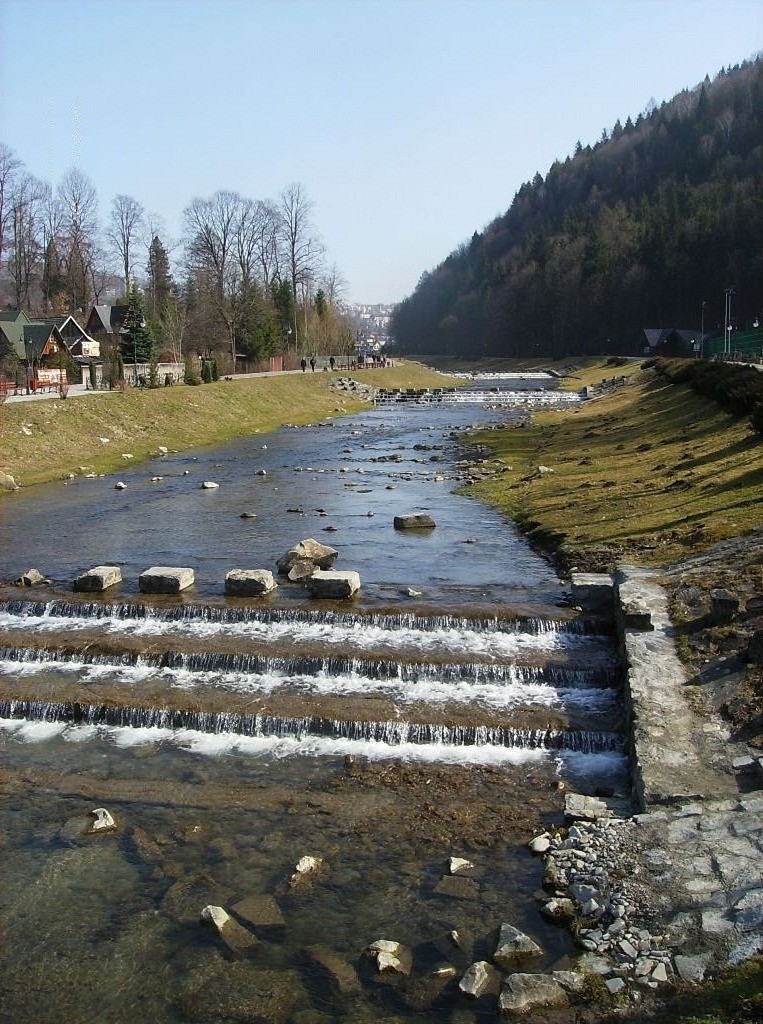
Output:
[300, 356, 336, 373]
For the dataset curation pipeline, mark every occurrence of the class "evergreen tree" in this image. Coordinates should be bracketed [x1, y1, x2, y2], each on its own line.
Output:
[146, 234, 174, 321]
[121, 281, 155, 365]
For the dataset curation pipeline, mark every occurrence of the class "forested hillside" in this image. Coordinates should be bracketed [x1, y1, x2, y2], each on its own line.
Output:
[392, 59, 763, 358]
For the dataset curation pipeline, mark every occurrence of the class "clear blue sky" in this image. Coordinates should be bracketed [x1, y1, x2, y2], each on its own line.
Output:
[1, 0, 761, 303]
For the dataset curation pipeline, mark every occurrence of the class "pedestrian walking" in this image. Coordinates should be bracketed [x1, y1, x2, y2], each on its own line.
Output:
[310, 357, 316, 372]
[301, 358, 307, 372]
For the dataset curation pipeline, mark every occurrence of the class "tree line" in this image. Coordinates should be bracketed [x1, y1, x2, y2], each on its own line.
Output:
[0, 155, 355, 371]
[392, 59, 763, 359]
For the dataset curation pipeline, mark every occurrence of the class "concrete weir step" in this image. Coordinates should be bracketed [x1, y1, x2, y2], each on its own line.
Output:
[616, 565, 737, 809]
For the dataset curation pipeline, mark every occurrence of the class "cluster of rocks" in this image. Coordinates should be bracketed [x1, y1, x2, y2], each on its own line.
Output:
[330, 376, 376, 401]
[358, 857, 586, 1017]
[275, 538, 360, 598]
[532, 801, 673, 999]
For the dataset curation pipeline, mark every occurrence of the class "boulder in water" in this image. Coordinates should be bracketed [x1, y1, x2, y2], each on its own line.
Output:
[302, 944, 361, 996]
[364, 939, 412, 976]
[276, 538, 338, 575]
[305, 570, 360, 599]
[449, 856, 475, 876]
[73, 565, 122, 593]
[231, 894, 285, 934]
[139, 566, 195, 594]
[89, 807, 116, 833]
[201, 480, 219, 489]
[493, 923, 543, 967]
[287, 559, 317, 582]
[201, 904, 259, 956]
[393, 513, 436, 530]
[15, 567, 48, 587]
[498, 973, 568, 1014]
[290, 854, 326, 886]
[225, 569, 277, 596]
[459, 961, 501, 999]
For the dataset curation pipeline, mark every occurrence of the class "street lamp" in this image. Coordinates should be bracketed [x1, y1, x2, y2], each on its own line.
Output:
[724, 287, 734, 357]
[700, 300, 706, 359]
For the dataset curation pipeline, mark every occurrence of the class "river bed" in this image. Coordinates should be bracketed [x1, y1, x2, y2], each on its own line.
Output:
[0, 374, 627, 1022]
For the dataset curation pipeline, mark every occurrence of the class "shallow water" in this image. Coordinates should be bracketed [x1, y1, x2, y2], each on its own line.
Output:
[0, 375, 628, 1023]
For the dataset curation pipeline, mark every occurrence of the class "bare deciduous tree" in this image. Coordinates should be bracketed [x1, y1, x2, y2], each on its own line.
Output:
[184, 190, 248, 370]
[57, 167, 99, 312]
[279, 183, 324, 349]
[0, 143, 23, 277]
[8, 172, 46, 308]
[108, 194, 145, 293]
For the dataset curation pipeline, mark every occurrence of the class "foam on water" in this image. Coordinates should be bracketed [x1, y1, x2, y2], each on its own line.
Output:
[0, 715, 549, 765]
[0, 608, 610, 662]
[0, 654, 618, 714]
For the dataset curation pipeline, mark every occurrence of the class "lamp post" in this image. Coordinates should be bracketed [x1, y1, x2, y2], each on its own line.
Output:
[700, 300, 706, 358]
[724, 287, 734, 357]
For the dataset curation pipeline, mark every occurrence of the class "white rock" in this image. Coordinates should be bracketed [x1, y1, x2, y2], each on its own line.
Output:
[528, 834, 552, 855]
[294, 855, 323, 875]
[494, 924, 543, 967]
[115, 481, 127, 490]
[201, 481, 219, 489]
[200, 905, 230, 931]
[90, 807, 116, 832]
[449, 857, 474, 875]
[459, 961, 499, 998]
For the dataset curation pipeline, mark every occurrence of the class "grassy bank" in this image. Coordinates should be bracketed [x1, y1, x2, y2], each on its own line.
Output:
[465, 360, 763, 570]
[417, 354, 644, 392]
[0, 362, 454, 490]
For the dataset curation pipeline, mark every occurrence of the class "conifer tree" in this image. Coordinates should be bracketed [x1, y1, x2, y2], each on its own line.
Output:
[122, 281, 154, 367]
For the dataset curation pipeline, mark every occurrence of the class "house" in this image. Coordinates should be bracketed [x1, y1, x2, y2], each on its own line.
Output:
[42, 314, 100, 359]
[0, 310, 69, 388]
[86, 304, 128, 351]
[643, 328, 701, 356]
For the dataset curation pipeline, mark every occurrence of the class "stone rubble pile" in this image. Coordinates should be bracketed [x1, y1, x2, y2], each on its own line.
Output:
[330, 377, 376, 400]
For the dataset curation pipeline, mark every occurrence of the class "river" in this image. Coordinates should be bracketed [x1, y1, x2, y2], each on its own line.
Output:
[0, 372, 627, 1022]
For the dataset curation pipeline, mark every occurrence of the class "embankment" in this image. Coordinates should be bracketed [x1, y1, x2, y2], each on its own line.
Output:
[464, 361, 762, 571]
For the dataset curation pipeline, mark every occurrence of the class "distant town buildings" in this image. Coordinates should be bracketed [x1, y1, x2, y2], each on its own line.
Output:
[347, 302, 395, 355]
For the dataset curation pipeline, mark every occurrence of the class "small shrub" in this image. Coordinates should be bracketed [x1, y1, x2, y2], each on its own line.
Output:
[201, 360, 213, 383]
[184, 356, 201, 386]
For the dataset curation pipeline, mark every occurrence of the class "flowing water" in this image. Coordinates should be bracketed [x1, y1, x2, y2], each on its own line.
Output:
[0, 373, 627, 1022]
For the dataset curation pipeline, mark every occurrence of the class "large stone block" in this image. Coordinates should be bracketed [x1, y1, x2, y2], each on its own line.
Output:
[139, 566, 195, 594]
[225, 569, 277, 596]
[73, 565, 123, 592]
[394, 513, 436, 530]
[304, 570, 360, 598]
